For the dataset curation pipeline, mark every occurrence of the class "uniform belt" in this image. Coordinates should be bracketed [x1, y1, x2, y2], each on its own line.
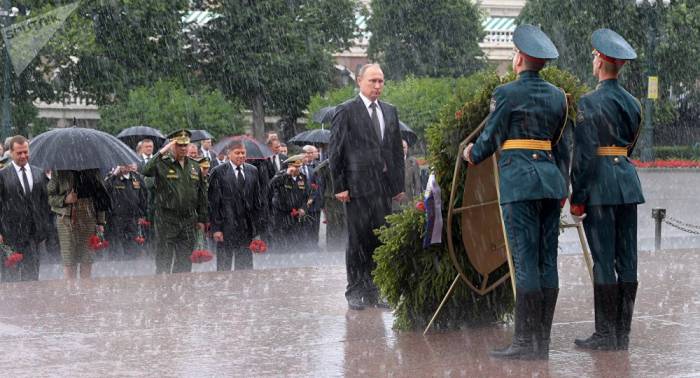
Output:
[502, 139, 552, 151]
[596, 146, 628, 156]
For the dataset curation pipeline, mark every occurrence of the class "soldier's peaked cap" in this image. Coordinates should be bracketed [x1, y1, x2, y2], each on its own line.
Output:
[592, 28, 637, 61]
[513, 24, 559, 60]
[284, 154, 305, 166]
[167, 129, 191, 145]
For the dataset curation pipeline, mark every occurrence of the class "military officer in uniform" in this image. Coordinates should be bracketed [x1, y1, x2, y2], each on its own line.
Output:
[463, 25, 570, 360]
[142, 129, 208, 274]
[570, 29, 644, 351]
[104, 164, 148, 257]
[268, 154, 311, 251]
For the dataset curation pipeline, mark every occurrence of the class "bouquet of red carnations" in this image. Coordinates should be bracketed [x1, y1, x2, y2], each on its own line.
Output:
[249, 239, 268, 254]
[190, 230, 213, 263]
[1, 243, 23, 268]
[88, 229, 109, 251]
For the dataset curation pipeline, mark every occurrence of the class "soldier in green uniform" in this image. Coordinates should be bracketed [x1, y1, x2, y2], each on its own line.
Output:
[268, 154, 311, 251]
[570, 29, 644, 351]
[142, 129, 208, 274]
[463, 25, 570, 360]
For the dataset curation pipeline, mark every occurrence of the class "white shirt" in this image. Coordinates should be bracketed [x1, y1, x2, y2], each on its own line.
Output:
[359, 93, 385, 140]
[230, 162, 245, 180]
[12, 161, 33, 193]
[272, 154, 281, 171]
[201, 149, 212, 160]
[141, 154, 153, 163]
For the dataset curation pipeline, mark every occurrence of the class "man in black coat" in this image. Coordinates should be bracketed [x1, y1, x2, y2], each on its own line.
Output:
[329, 63, 405, 310]
[0, 135, 51, 282]
[208, 140, 265, 271]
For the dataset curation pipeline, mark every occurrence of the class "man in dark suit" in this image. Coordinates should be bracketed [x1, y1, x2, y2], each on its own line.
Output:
[208, 140, 265, 271]
[0, 135, 51, 282]
[329, 63, 405, 310]
[200, 138, 219, 170]
[301, 145, 321, 250]
[267, 137, 287, 177]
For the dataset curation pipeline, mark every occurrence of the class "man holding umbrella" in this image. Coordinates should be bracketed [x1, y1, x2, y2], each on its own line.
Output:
[143, 129, 208, 274]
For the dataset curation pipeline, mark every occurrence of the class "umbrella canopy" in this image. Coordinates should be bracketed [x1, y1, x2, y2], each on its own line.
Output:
[190, 129, 214, 143]
[312, 106, 336, 124]
[288, 129, 331, 146]
[212, 135, 273, 160]
[116, 125, 166, 150]
[29, 127, 141, 175]
[399, 121, 418, 146]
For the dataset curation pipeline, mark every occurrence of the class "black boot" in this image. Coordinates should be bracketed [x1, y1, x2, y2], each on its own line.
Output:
[490, 290, 542, 360]
[536, 288, 559, 359]
[616, 281, 638, 350]
[574, 284, 618, 350]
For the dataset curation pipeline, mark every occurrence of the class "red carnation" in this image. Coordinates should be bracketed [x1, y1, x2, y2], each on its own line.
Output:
[455, 110, 464, 120]
[134, 235, 146, 245]
[291, 208, 299, 218]
[415, 201, 426, 212]
[138, 219, 152, 227]
[190, 249, 213, 263]
[249, 239, 268, 254]
[88, 233, 109, 251]
[310, 183, 319, 190]
[3, 251, 23, 268]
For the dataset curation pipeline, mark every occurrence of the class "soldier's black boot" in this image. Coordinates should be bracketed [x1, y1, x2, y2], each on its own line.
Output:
[490, 290, 542, 360]
[574, 284, 618, 350]
[535, 288, 559, 360]
[616, 281, 638, 350]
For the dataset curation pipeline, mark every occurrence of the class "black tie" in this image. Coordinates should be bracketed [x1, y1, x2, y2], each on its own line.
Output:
[20, 166, 30, 195]
[369, 102, 382, 141]
[236, 166, 244, 187]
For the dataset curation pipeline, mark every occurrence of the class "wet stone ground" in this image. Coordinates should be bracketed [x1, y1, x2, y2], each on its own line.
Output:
[1, 249, 698, 377]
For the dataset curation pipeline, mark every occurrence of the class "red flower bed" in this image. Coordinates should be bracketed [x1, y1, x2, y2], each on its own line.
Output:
[631, 159, 700, 169]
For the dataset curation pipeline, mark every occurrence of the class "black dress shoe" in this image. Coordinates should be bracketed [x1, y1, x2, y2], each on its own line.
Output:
[347, 297, 366, 310]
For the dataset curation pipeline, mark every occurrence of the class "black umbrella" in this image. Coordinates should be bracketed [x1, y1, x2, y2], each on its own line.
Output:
[288, 129, 331, 146]
[312, 106, 336, 124]
[190, 129, 214, 143]
[212, 135, 273, 160]
[399, 121, 418, 146]
[116, 125, 166, 150]
[30, 127, 141, 175]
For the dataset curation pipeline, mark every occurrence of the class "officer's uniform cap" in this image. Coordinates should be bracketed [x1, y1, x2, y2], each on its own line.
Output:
[592, 28, 637, 64]
[284, 154, 305, 167]
[513, 24, 559, 61]
[196, 157, 210, 168]
[167, 129, 192, 145]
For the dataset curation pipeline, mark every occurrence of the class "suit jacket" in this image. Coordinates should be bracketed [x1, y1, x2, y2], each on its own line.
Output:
[329, 96, 405, 198]
[571, 79, 645, 206]
[268, 153, 288, 178]
[471, 70, 570, 204]
[208, 162, 264, 245]
[0, 164, 51, 244]
[201, 149, 219, 169]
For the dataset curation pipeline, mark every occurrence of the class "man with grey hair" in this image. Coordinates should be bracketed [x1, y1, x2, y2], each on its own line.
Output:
[301, 145, 321, 250]
[329, 63, 405, 310]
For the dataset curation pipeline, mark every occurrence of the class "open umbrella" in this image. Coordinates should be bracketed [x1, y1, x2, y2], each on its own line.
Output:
[212, 135, 272, 160]
[190, 129, 214, 143]
[116, 125, 166, 150]
[399, 121, 418, 146]
[312, 106, 336, 124]
[288, 129, 331, 146]
[30, 127, 141, 175]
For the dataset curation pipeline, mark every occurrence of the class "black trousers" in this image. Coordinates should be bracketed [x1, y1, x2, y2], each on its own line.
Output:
[217, 242, 253, 271]
[344, 194, 391, 301]
[1, 239, 40, 282]
[303, 210, 321, 250]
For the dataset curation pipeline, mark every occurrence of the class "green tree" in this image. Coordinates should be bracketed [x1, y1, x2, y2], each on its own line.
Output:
[519, 0, 700, 108]
[367, 0, 485, 80]
[98, 79, 245, 139]
[195, 0, 357, 140]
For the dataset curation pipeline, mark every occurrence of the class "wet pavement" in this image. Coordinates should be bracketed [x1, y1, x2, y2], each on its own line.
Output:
[1, 249, 699, 377]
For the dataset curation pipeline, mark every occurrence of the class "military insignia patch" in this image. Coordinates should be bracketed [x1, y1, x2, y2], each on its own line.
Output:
[132, 180, 141, 189]
[490, 98, 497, 113]
[576, 110, 585, 124]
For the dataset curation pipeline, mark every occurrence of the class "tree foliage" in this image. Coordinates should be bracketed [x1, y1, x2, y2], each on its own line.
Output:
[194, 0, 357, 139]
[98, 79, 244, 139]
[367, 0, 485, 80]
